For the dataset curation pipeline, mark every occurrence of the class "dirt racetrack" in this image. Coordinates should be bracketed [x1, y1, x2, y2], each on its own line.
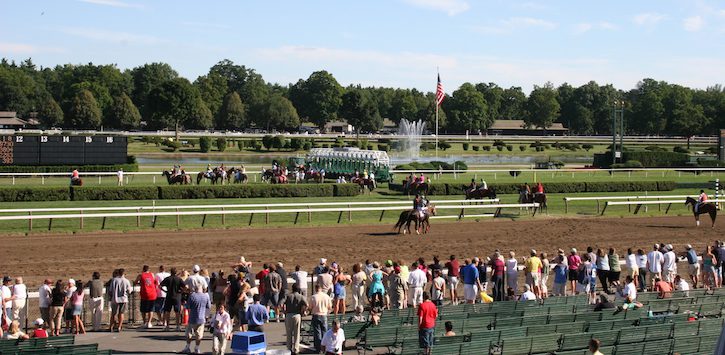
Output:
[3, 215, 721, 287]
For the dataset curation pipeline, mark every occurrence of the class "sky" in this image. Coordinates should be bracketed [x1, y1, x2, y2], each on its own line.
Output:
[1, 0, 724, 94]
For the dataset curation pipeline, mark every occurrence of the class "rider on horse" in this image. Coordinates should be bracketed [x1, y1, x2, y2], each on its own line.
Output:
[696, 189, 708, 213]
[413, 194, 428, 219]
[467, 179, 477, 194]
[534, 182, 544, 196]
[70, 169, 80, 185]
[479, 179, 488, 191]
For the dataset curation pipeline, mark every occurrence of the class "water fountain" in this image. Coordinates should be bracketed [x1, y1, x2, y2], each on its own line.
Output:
[397, 119, 426, 161]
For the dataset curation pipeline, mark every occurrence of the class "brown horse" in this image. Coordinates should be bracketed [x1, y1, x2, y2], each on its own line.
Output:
[464, 186, 497, 200]
[520, 192, 547, 213]
[353, 177, 375, 193]
[685, 197, 717, 228]
[197, 169, 223, 184]
[70, 177, 83, 186]
[394, 205, 437, 235]
[162, 170, 191, 185]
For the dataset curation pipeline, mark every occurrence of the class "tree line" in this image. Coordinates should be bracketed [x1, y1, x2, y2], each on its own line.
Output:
[0, 58, 723, 136]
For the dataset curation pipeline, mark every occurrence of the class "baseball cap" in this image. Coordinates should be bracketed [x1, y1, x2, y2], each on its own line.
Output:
[571, 248, 577, 253]
[68, 278, 75, 285]
[320, 258, 327, 265]
[34, 318, 44, 326]
[686, 244, 693, 249]
[192, 265, 200, 273]
[666, 244, 673, 250]
[2, 276, 11, 283]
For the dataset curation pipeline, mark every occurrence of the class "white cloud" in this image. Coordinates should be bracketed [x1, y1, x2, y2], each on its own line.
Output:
[574, 21, 618, 34]
[472, 16, 557, 35]
[633, 12, 666, 26]
[0, 42, 65, 54]
[683, 16, 704, 31]
[402, 0, 470, 16]
[77, 0, 143, 9]
[61, 27, 163, 45]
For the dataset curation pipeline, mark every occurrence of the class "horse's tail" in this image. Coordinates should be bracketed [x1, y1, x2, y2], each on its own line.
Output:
[196, 172, 203, 185]
[394, 212, 406, 230]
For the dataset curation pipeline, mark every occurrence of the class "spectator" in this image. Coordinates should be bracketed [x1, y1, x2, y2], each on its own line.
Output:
[31, 318, 48, 338]
[108, 268, 132, 332]
[506, 251, 518, 296]
[675, 275, 690, 297]
[445, 255, 460, 305]
[283, 284, 308, 355]
[347, 305, 366, 323]
[524, 250, 542, 299]
[368, 270, 385, 309]
[64, 279, 76, 333]
[408, 262, 427, 307]
[654, 277, 672, 299]
[333, 266, 350, 316]
[186, 265, 209, 293]
[430, 269, 446, 306]
[88, 272, 103, 332]
[263, 264, 282, 322]
[620, 275, 637, 304]
[685, 244, 700, 288]
[577, 254, 593, 295]
[1, 277, 12, 320]
[553, 254, 567, 297]
[647, 244, 664, 289]
[589, 338, 604, 355]
[717, 240, 725, 288]
[10, 277, 27, 326]
[663, 244, 677, 285]
[595, 249, 610, 294]
[418, 292, 438, 355]
[38, 279, 52, 330]
[593, 293, 616, 312]
[389, 266, 407, 309]
[636, 249, 648, 292]
[350, 264, 366, 310]
[490, 251, 506, 301]
[49, 280, 66, 336]
[136, 265, 158, 329]
[310, 285, 332, 353]
[608, 248, 621, 290]
[211, 303, 232, 355]
[316, 267, 333, 296]
[444, 321, 456, 336]
[68, 282, 85, 335]
[181, 285, 211, 355]
[477, 257, 488, 292]
[703, 246, 717, 289]
[3, 320, 28, 340]
[161, 267, 184, 331]
[246, 294, 268, 333]
[276, 262, 288, 312]
[519, 284, 536, 301]
[155, 266, 171, 327]
[321, 320, 345, 355]
[291, 265, 309, 300]
[461, 258, 482, 304]
[567, 249, 581, 296]
[624, 248, 638, 290]
[540, 252, 550, 299]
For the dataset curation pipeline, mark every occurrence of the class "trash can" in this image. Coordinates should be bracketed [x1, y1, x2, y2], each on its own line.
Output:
[231, 331, 266, 354]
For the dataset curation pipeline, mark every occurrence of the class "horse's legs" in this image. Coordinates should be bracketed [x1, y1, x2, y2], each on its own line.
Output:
[711, 211, 717, 228]
[696, 214, 700, 227]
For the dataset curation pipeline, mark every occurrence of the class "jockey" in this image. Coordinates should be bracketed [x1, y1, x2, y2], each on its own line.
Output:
[206, 164, 213, 178]
[369, 171, 376, 188]
[71, 169, 79, 180]
[413, 194, 426, 218]
[535, 182, 544, 195]
[240, 164, 246, 174]
[363, 169, 369, 180]
[468, 179, 477, 194]
[696, 189, 708, 213]
[419, 173, 426, 184]
[479, 179, 488, 191]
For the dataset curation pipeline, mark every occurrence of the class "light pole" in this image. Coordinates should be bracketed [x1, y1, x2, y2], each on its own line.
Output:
[612, 100, 625, 165]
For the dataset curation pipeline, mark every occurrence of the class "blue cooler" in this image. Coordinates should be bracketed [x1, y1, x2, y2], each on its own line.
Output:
[231, 331, 267, 354]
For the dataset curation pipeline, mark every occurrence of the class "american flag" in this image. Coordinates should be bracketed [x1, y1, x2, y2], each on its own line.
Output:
[435, 74, 445, 106]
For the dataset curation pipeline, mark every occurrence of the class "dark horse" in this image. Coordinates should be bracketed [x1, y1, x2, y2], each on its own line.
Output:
[70, 177, 83, 186]
[464, 186, 497, 201]
[262, 169, 287, 184]
[685, 197, 717, 228]
[394, 205, 437, 235]
[197, 170, 222, 185]
[520, 192, 547, 212]
[162, 170, 191, 185]
[407, 182, 429, 196]
[226, 168, 248, 184]
[353, 177, 375, 193]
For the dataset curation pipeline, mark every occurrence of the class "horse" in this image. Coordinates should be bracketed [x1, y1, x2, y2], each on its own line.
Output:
[70, 177, 83, 186]
[226, 168, 248, 184]
[685, 197, 717, 228]
[197, 169, 222, 185]
[394, 205, 437, 235]
[407, 181, 429, 196]
[520, 192, 547, 213]
[262, 169, 287, 184]
[162, 170, 191, 185]
[464, 186, 497, 201]
[305, 171, 324, 184]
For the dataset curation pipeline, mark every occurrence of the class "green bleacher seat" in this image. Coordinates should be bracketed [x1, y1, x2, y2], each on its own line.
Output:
[612, 341, 645, 354]
[559, 333, 594, 351]
[642, 338, 673, 355]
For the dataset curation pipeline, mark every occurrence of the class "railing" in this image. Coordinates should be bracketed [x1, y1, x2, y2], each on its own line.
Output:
[600, 199, 725, 216]
[563, 195, 707, 214]
[0, 199, 533, 231]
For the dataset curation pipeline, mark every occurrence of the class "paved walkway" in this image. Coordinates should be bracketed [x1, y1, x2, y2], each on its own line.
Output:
[75, 321, 303, 354]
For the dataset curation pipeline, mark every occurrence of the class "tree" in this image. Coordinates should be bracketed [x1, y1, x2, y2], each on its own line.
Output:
[416, 101, 447, 132]
[194, 72, 228, 121]
[389, 89, 418, 124]
[499, 86, 527, 120]
[216, 137, 227, 152]
[288, 70, 343, 129]
[629, 79, 668, 134]
[263, 94, 300, 131]
[525, 83, 560, 129]
[665, 85, 709, 148]
[107, 93, 141, 129]
[444, 83, 488, 133]
[130, 63, 178, 117]
[36, 94, 64, 128]
[208, 59, 269, 124]
[262, 135, 274, 150]
[199, 136, 211, 152]
[217, 92, 246, 130]
[475, 82, 504, 121]
[67, 89, 101, 128]
[339, 89, 382, 136]
[186, 97, 213, 130]
[145, 78, 200, 130]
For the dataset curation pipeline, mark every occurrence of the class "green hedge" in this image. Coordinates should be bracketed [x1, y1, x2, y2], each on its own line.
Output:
[0, 164, 139, 173]
[594, 151, 688, 168]
[0, 187, 70, 202]
[390, 180, 676, 195]
[0, 183, 360, 202]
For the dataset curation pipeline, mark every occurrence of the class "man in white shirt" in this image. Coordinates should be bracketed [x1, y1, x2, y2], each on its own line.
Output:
[519, 284, 536, 302]
[155, 265, 171, 326]
[663, 245, 677, 285]
[646, 244, 664, 289]
[211, 304, 232, 355]
[674, 275, 690, 297]
[290, 265, 309, 300]
[12, 277, 28, 326]
[321, 320, 345, 355]
[1, 276, 13, 317]
[186, 265, 209, 293]
[407, 262, 427, 307]
[621, 275, 637, 302]
[38, 279, 52, 327]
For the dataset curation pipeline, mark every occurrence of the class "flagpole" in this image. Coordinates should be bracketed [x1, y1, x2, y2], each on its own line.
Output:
[435, 68, 439, 159]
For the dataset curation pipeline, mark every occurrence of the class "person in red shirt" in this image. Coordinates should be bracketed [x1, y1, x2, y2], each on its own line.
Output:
[490, 251, 506, 301]
[654, 277, 672, 299]
[445, 255, 460, 305]
[136, 265, 158, 329]
[417, 292, 438, 355]
[256, 264, 270, 296]
[31, 318, 48, 338]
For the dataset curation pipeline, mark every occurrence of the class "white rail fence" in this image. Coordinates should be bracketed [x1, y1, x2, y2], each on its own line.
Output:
[1, 167, 724, 185]
[600, 199, 725, 216]
[0, 199, 537, 231]
[563, 194, 708, 214]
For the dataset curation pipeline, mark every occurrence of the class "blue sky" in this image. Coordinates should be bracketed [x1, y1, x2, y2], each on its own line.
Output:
[1, 0, 724, 93]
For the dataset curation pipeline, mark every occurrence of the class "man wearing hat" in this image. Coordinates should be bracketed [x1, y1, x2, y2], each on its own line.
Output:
[685, 245, 700, 288]
[663, 245, 677, 286]
[38, 279, 53, 328]
[186, 265, 208, 293]
[1, 276, 12, 318]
